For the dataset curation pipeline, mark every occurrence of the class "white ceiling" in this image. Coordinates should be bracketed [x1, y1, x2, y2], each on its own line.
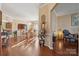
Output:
[1, 3, 41, 22]
[54, 3, 79, 16]
[2, 3, 79, 22]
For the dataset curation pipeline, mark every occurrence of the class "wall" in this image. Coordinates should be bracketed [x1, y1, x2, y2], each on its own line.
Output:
[1, 22, 6, 30]
[0, 4, 2, 10]
[51, 10, 57, 32]
[0, 10, 2, 55]
[39, 3, 56, 49]
[57, 14, 79, 34]
[0, 4, 2, 55]
[57, 15, 71, 32]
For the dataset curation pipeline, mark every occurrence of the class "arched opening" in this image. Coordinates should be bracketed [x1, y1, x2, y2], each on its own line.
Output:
[39, 15, 47, 46]
[41, 15, 46, 34]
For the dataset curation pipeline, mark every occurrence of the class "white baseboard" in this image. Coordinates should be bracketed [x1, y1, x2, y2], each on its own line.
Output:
[44, 43, 53, 50]
[48, 46, 53, 50]
[44, 43, 48, 46]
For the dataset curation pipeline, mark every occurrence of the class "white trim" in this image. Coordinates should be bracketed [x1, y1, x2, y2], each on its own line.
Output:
[39, 3, 48, 8]
[48, 45, 53, 50]
[44, 42, 53, 50]
[44, 43, 48, 47]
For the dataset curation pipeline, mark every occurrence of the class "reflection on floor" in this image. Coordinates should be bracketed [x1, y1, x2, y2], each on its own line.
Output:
[2, 37, 54, 56]
[2, 37, 78, 56]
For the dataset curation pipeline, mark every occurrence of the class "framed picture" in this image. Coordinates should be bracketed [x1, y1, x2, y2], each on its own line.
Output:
[18, 24, 25, 30]
[71, 14, 79, 26]
[6, 23, 12, 29]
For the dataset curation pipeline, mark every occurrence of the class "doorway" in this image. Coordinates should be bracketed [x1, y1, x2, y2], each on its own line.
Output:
[51, 3, 79, 55]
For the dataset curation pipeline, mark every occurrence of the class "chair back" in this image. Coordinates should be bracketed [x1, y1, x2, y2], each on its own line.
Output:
[63, 29, 70, 36]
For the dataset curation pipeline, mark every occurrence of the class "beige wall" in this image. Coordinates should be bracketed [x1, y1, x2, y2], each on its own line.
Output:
[57, 15, 71, 32]
[51, 10, 57, 32]
[39, 3, 56, 49]
[57, 14, 79, 34]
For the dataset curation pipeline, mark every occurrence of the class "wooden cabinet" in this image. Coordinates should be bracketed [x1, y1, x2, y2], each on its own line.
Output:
[18, 24, 25, 30]
[6, 23, 12, 31]
[6, 23, 12, 29]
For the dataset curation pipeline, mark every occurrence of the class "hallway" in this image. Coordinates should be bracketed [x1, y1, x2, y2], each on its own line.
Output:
[0, 3, 78, 56]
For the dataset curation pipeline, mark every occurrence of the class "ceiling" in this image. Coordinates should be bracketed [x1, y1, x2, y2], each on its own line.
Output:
[1, 3, 79, 22]
[54, 3, 79, 16]
[1, 3, 41, 22]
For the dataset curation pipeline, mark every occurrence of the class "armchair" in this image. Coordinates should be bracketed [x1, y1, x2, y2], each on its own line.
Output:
[38, 31, 45, 47]
[63, 29, 77, 43]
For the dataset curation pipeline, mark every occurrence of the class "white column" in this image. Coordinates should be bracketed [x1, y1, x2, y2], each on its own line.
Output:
[0, 4, 2, 10]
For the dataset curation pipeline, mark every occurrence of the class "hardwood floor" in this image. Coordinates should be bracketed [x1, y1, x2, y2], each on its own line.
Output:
[2, 37, 55, 56]
[1, 37, 78, 56]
